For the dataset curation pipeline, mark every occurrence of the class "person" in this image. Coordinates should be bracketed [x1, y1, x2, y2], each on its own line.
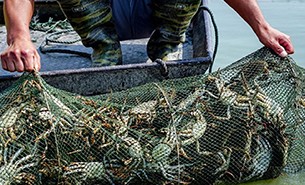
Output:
[0, 0, 294, 73]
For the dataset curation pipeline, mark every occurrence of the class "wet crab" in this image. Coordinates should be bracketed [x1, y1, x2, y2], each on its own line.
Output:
[42, 92, 86, 129]
[241, 76, 284, 122]
[0, 107, 19, 140]
[127, 100, 158, 124]
[214, 147, 232, 176]
[242, 136, 272, 181]
[120, 136, 145, 168]
[203, 75, 253, 120]
[0, 105, 27, 144]
[177, 88, 205, 111]
[38, 107, 54, 121]
[0, 147, 37, 185]
[63, 161, 115, 184]
[147, 116, 193, 184]
[151, 114, 184, 161]
[179, 110, 210, 156]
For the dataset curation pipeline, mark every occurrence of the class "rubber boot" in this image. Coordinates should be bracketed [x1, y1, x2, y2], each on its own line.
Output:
[57, 0, 122, 66]
[147, 0, 201, 62]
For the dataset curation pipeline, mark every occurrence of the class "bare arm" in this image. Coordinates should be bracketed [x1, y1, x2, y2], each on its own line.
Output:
[1, 0, 40, 72]
[224, 0, 294, 57]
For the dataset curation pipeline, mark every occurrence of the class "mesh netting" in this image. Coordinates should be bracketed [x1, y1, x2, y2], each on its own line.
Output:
[0, 47, 305, 185]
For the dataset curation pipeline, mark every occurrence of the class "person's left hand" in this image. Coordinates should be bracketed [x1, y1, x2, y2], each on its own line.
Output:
[256, 25, 294, 57]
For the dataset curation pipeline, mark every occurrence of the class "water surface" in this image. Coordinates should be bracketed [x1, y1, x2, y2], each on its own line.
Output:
[209, 0, 305, 70]
[208, 1, 305, 184]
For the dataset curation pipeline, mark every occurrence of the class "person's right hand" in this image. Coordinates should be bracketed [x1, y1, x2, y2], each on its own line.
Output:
[255, 25, 294, 58]
[1, 38, 41, 72]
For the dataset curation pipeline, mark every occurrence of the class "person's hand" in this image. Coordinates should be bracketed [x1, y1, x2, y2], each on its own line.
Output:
[1, 38, 41, 72]
[256, 25, 294, 57]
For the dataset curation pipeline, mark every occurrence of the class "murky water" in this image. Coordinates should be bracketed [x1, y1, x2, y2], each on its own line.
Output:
[209, 0, 305, 70]
[208, 0, 305, 184]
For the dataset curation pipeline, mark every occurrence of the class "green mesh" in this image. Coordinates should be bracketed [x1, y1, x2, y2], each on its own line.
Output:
[0, 47, 304, 185]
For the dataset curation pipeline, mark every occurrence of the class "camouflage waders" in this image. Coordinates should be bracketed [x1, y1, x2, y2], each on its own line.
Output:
[148, 0, 201, 61]
[57, 0, 200, 65]
[57, 0, 122, 66]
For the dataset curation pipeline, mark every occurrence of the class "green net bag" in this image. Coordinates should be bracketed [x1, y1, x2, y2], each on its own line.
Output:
[0, 47, 304, 185]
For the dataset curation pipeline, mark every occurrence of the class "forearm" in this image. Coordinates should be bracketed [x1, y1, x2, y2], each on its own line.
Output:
[4, 0, 35, 45]
[224, 0, 269, 38]
[224, 0, 294, 56]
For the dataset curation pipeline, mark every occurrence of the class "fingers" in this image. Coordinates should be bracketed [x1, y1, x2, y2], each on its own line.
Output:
[274, 41, 294, 58]
[273, 33, 294, 58]
[1, 56, 8, 71]
[279, 36, 294, 54]
[4, 57, 16, 72]
[1, 48, 41, 72]
[34, 53, 41, 71]
[0, 52, 18, 72]
[11, 50, 25, 72]
[21, 50, 35, 71]
[257, 26, 294, 58]
[279, 50, 288, 58]
[272, 44, 288, 58]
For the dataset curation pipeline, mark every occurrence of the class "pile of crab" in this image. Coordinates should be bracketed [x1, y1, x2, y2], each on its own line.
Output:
[0, 53, 301, 185]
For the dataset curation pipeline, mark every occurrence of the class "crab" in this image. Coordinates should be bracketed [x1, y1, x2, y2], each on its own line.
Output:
[0, 147, 37, 185]
[242, 136, 272, 181]
[127, 100, 158, 123]
[0, 106, 25, 144]
[214, 147, 232, 175]
[203, 75, 253, 120]
[241, 76, 284, 122]
[121, 136, 145, 168]
[179, 110, 210, 156]
[43, 92, 85, 129]
[63, 162, 115, 184]
[148, 141, 193, 185]
[147, 116, 194, 184]
[38, 107, 54, 121]
[0, 107, 19, 135]
[177, 88, 204, 110]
